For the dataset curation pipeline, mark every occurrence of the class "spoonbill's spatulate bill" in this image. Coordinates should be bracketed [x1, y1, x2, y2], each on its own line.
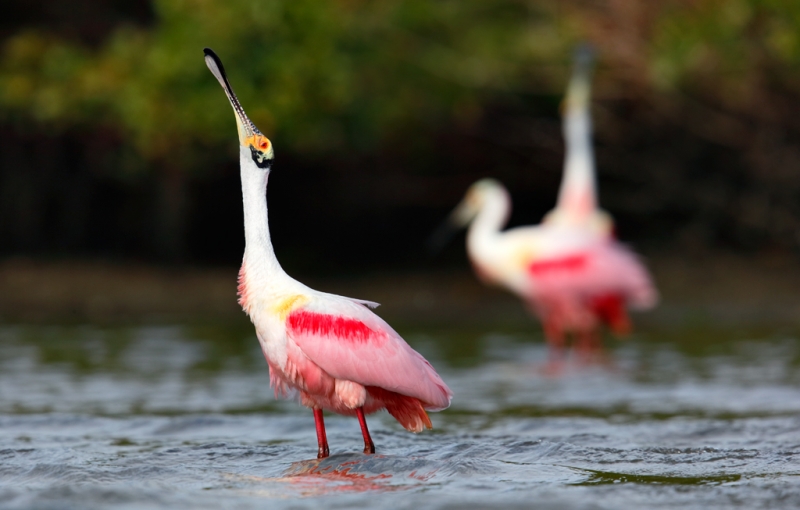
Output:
[443, 49, 657, 352]
[203, 48, 452, 458]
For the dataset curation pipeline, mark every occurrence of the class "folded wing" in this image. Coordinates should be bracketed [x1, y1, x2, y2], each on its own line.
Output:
[286, 296, 452, 410]
[527, 239, 657, 310]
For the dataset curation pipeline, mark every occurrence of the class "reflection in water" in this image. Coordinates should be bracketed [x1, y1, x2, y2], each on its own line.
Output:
[1, 323, 800, 508]
[225, 453, 444, 498]
[257, 456, 398, 496]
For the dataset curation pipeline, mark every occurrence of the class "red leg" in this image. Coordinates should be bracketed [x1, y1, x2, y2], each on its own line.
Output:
[544, 317, 565, 353]
[356, 407, 375, 454]
[313, 408, 329, 459]
[536, 303, 564, 353]
[576, 329, 597, 360]
[542, 315, 567, 375]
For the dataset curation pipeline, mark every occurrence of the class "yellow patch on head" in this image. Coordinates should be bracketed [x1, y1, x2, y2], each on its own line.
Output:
[273, 294, 308, 320]
[244, 134, 272, 153]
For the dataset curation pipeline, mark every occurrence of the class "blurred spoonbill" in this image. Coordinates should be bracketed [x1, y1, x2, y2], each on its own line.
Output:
[441, 49, 657, 352]
[203, 48, 452, 458]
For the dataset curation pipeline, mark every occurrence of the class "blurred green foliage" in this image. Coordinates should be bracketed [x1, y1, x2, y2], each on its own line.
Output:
[5, 0, 800, 259]
[5, 0, 800, 173]
[651, 0, 800, 103]
[0, 0, 576, 172]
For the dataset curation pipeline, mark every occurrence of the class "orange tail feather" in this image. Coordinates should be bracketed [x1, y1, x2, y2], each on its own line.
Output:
[367, 387, 433, 433]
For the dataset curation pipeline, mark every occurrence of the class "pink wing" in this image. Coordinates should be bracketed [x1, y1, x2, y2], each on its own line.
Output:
[286, 296, 452, 411]
[527, 239, 657, 309]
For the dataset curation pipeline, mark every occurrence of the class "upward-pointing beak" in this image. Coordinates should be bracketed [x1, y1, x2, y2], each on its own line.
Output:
[204, 47, 270, 153]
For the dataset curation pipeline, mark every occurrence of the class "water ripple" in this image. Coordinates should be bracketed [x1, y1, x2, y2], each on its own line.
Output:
[1, 325, 800, 508]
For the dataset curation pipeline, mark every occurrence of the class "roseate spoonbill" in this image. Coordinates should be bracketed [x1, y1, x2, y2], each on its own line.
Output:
[441, 50, 657, 351]
[203, 48, 451, 458]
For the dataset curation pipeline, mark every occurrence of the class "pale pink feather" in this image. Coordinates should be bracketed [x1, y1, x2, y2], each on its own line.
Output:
[527, 239, 657, 310]
[286, 295, 452, 411]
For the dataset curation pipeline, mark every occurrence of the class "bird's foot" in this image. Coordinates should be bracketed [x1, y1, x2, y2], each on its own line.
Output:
[363, 441, 375, 455]
[317, 445, 330, 459]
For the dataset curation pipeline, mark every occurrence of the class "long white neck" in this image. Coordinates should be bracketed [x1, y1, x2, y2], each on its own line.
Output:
[556, 76, 597, 218]
[239, 146, 287, 286]
[466, 186, 511, 257]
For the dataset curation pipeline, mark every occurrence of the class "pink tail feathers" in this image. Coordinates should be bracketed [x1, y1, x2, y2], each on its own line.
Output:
[367, 387, 433, 433]
[611, 244, 658, 310]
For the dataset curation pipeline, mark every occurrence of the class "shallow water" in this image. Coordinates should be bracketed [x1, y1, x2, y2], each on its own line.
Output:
[1, 321, 799, 509]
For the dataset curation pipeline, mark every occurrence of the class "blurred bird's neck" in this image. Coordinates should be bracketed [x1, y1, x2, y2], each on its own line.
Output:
[239, 148, 284, 283]
[557, 98, 597, 219]
[468, 187, 511, 248]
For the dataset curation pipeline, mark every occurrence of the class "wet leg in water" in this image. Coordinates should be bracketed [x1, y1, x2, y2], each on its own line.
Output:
[356, 407, 375, 454]
[314, 409, 329, 459]
[543, 318, 567, 375]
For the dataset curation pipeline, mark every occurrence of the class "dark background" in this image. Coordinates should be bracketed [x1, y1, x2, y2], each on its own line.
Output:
[2, 0, 800, 277]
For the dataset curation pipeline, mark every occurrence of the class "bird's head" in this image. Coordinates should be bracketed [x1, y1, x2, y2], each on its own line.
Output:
[451, 178, 505, 226]
[204, 48, 274, 170]
[427, 178, 506, 253]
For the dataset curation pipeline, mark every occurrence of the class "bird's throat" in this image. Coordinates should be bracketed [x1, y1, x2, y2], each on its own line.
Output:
[466, 187, 511, 267]
[239, 147, 284, 284]
[558, 100, 597, 216]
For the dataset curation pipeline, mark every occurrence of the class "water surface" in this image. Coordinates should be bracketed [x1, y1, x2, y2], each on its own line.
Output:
[1, 322, 799, 509]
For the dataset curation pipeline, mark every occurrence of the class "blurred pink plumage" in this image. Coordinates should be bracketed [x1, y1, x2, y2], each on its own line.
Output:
[204, 48, 451, 458]
[444, 49, 657, 351]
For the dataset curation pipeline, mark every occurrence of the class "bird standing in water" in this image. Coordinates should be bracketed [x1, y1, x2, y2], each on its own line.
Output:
[442, 50, 657, 353]
[203, 48, 451, 458]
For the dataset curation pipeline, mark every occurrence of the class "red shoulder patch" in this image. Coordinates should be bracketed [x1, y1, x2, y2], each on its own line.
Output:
[287, 310, 377, 344]
[528, 254, 587, 276]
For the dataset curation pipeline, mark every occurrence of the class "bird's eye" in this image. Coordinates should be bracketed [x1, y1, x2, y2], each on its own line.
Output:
[260, 140, 268, 149]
